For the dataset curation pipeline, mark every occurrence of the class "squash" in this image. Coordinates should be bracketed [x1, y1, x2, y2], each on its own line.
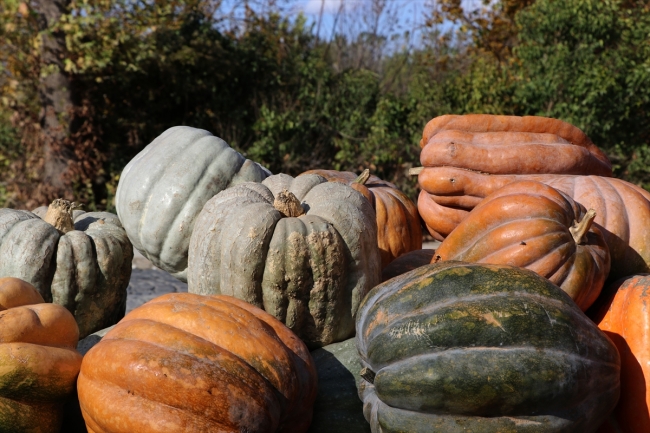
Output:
[419, 114, 612, 176]
[0, 199, 133, 338]
[433, 181, 610, 311]
[308, 338, 371, 433]
[77, 293, 318, 433]
[356, 262, 620, 432]
[588, 274, 650, 433]
[380, 249, 435, 282]
[301, 169, 422, 268]
[115, 126, 271, 281]
[0, 277, 83, 433]
[187, 173, 381, 348]
[418, 168, 650, 280]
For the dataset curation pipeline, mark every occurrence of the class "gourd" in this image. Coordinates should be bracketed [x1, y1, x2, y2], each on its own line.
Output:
[588, 274, 650, 433]
[301, 169, 422, 268]
[187, 173, 381, 348]
[0, 277, 83, 433]
[115, 126, 271, 281]
[356, 262, 620, 433]
[0, 199, 133, 338]
[433, 181, 610, 311]
[419, 114, 612, 176]
[417, 168, 650, 280]
[77, 293, 318, 433]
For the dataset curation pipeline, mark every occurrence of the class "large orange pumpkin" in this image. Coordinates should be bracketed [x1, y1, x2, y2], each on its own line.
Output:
[419, 114, 612, 176]
[433, 181, 610, 310]
[418, 168, 650, 280]
[301, 169, 422, 268]
[0, 277, 82, 433]
[78, 293, 318, 433]
[588, 274, 650, 433]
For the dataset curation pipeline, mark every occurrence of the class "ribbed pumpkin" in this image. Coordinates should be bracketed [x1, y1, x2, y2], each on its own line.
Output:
[187, 173, 381, 348]
[433, 181, 610, 311]
[380, 249, 435, 282]
[418, 168, 650, 280]
[0, 277, 83, 433]
[356, 262, 620, 433]
[300, 169, 422, 268]
[115, 126, 271, 281]
[0, 199, 133, 338]
[419, 114, 612, 176]
[587, 274, 650, 433]
[78, 293, 318, 433]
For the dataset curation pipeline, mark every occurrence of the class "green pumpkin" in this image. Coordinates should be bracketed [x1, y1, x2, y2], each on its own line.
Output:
[115, 126, 271, 281]
[0, 203, 132, 338]
[308, 339, 371, 433]
[356, 262, 620, 433]
[187, 173, 381, 348]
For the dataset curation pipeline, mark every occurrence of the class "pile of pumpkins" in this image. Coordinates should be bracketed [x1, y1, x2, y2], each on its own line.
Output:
[0, 115, 648, 432]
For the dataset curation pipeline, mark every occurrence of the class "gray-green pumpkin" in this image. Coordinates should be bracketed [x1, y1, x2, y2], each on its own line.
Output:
[187, 173, 381, 348]
[308, 338, 371, 433]
[356, 261, 620, 433]
[0, 200, 133, 338]
[115, 126, 271, 282]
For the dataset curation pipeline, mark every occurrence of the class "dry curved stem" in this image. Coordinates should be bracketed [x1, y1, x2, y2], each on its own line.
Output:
[408, 167, 424, 176]
[360, 367, 376, 384]
[43, 198, 83, 234]
[569, 209, 597, 244]
[354, 169, 371, 185]
[274, 189, 305, 218]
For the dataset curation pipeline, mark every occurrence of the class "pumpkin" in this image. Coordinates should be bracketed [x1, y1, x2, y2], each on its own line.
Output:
[0, 277, 83, 433]
[187, 173, 381, 348]
[418, 168, 650, 280]
[356, 262, 620, 433]
[0, 199, 133, 338]
[433, 181, 610, 311]
[308, 338, 371, 433]
[419, 114, 612, 176]
[301, 169, 422, 268]
[587, 274, 650, 433]
[77, 293, 318, 433]
[115, 126, 271, 281]
[380, 249, 435, 282]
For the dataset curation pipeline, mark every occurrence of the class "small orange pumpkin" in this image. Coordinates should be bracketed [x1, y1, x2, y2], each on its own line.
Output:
[434, 181, 610, 310]
[0, 277, 82, 433]
[78, 293, 318, 433]
[301, 169, 422, 268]
[588, 274, 650, 433]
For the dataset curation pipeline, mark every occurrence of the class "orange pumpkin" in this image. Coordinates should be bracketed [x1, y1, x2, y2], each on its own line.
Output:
[418, 168, 650, 281]
[588, 274, 650, 433]
[301, 169, 422, 268]
[0, 277, 82, 433]
[419, 114, 612, 176]
[433, 181, 610, 310]
[78, 293, 318, 433]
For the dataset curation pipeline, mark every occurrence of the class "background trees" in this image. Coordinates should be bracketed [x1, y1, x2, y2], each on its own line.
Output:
[0, 0, 648, 210]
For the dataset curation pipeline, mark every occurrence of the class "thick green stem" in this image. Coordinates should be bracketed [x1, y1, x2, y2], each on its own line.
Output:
[354, 169, 371, 185]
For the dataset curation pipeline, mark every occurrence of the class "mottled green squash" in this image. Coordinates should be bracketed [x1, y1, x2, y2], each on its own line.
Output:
[0, 202, 132, 338]
[308, 339, 371, 433]
[356, 262, 620, 433]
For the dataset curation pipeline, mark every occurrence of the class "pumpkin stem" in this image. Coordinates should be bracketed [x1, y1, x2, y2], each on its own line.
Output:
[274, 189, 305, 218]
[360, 367, 376, 384]
[43, 199, 82, 234]
[408, 167, 424, 176]
[569, 209, 597, 244]
[354, 169, 371, 185]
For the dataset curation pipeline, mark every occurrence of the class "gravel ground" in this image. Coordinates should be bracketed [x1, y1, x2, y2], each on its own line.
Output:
[125, 241, 440, 312]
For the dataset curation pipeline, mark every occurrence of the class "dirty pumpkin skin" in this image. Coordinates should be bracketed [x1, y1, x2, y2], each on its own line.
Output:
[0, 200, 133, 338]
[355, 262, 620, 433]
[187, 173, 381, 348]
[77, 293, 318, 433]
[0, 277, 82, 433]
